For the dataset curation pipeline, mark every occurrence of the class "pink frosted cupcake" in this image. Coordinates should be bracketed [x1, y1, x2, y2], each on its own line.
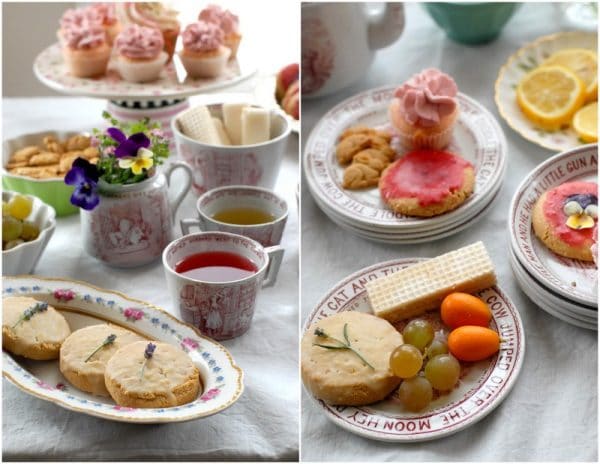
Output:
[115, 2, 180, 62]
[59, 10, 111, 78]
[87, 3, 120, 45]
[179, 21, 231, 79]
[389, 68, 459, 151]
[198, 4, 241, 59]
[114, 24, 167, 83]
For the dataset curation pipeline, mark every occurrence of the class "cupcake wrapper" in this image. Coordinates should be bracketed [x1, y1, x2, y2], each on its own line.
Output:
[393, 109, 458, 152]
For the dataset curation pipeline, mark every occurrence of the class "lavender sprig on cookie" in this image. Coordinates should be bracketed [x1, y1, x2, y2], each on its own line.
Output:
[84, 333, 117, 363]
[11, 302, 48, 328]
[139, 342, 157, 379]
[313, 323, 375, 370]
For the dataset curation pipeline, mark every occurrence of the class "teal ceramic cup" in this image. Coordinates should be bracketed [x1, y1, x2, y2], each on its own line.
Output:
[423, 2, 520, 45]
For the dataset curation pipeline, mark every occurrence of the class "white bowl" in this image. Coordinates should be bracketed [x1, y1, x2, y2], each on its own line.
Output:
[2, 191, 56, 275]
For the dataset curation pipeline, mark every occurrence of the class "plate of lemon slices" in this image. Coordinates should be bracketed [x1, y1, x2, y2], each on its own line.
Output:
[495, 31, 597, 152]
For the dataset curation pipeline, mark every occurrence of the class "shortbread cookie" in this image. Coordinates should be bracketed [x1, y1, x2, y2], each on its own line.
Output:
[380, 149, 474, 217]
[105, 341, 201, 408]
[2, 296, 71, 360]
[532, 181, 598, 262]
[59, 324, 146, 396]
[301, 312, 403, 406]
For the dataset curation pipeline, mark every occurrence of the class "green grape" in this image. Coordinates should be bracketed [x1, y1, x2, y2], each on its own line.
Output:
[7, 195, 33, 220]
[402, 319, 434, 352]
[424, 354, 461, 391]
[21, 221, 40, 241]
[4, 239, 25, 250]
[398, 376, 433, 412]
[425, 339, 449, 359]
[389, 344, 423, 378]
[3, 216, 23, 242]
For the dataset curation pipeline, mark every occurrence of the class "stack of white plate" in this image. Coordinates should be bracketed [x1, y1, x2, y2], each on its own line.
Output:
[304, 86, 507, 243]
[509, 144, 598, 330]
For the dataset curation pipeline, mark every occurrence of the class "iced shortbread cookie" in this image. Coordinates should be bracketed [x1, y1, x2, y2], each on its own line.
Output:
[301, 312, 403, 406]
[532, 181, 598, 262]
[379, 149, 474, 217]
[59, 324, 146, 396]
[105, 341, 201, 408]
[3, 296, 71, 360]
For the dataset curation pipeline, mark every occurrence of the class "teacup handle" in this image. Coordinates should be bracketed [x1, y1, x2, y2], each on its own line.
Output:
[368, 3, 405, 50]
[180, 218, 203, 236]
[262, 246, 284, 288]
[164, 161, 193, 221]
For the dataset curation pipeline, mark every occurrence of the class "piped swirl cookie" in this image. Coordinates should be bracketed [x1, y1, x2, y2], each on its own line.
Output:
[301, 311, 403, 406]
[2, 296, 71, 360]
[59, 324, 146, 396]
[104, 341, 201, 408]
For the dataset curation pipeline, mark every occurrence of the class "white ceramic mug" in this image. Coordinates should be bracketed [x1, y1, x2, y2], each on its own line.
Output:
[81, 162, 192, 267]
[162, 232, 284, 340]
[302, 2, 405, 98]
[181, 186, 288, 247]
[171, 104, 291, 196]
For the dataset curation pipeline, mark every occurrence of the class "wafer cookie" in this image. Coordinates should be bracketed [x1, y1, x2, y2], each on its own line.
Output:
[222, 103, 247, 145]
[177, 106, 221, 145]
[212, 117, 232, 145]
[366, 242, 497, 322]
[241, 107, 271, 145]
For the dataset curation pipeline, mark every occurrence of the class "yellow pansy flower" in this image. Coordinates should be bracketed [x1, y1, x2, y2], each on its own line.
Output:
[118, 148, 154, 175]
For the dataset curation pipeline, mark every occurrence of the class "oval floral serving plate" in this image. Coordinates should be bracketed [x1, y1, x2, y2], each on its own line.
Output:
[509, 144, 598, 307]
[303, 86, 506, 231]
[495, 31, 598, 152]
[2, 276, 244, 423]
[302, 259, 525, 442]
[33, 43, 257, 100]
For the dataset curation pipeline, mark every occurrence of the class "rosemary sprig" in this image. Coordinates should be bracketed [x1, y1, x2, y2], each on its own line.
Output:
[139, 342, 156, 379]
[313, 323, 375, 370]
[84, 334, 117, 362]
[12, 302, 48, 328]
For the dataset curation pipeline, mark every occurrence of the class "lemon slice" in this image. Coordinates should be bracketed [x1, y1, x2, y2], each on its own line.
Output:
[542, 48, 598, 102]
[573, 102, 598, 143]
[517, 65, 586, 131]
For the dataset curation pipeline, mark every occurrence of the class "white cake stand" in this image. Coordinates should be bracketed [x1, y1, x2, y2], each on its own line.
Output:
[34, 42, 258, 141]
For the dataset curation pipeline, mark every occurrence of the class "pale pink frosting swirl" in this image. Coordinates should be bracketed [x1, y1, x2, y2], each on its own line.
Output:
[198, 4, 239, 35]
[393, 68, 458, 127]
[115, 24, 164, 60]
[60, 8, 100, 29]
[182, 21, 224, 53]
[60, 10, 106, 49]
[87, 3, 117, 26]
[116, 2, 179, 32]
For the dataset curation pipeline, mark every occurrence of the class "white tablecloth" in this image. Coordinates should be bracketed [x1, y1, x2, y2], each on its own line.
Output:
[2, 97, 299, 461]
[301, 3, 597, 461]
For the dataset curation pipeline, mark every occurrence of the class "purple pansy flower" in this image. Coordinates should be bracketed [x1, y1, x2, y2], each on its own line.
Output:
[107, 127, 150, 158]
[64, 158, 100, 210]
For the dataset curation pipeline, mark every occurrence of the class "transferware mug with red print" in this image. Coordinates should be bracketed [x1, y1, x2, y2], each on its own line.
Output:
[163, 231, 284, 340]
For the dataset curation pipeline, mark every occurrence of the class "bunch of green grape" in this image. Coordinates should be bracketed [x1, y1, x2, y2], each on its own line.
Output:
[2, 195, 40, 250]
[389, 319, 461, 412]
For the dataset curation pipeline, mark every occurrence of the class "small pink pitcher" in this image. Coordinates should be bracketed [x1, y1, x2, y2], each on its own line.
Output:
[81, 162, 192, 267]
